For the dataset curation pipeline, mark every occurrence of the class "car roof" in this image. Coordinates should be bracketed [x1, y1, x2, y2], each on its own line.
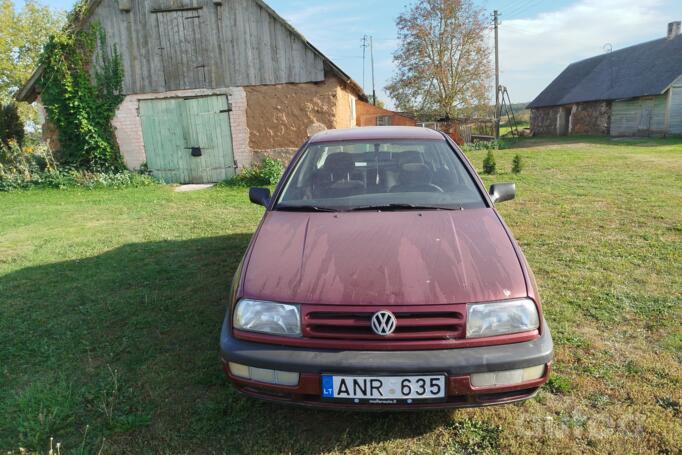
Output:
[308, 126, 445, 144]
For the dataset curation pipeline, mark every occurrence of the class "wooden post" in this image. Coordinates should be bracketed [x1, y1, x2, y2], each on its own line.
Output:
[494, 10, 500, 139]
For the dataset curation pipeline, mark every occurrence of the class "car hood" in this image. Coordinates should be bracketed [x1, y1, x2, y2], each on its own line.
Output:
[242, 209, 527, 306]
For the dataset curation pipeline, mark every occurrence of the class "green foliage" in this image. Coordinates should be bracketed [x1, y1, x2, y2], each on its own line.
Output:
[0, 140, 57, 186]
[445, 419, 501, 454]
[39, 10, 125, 172]
[0, 0, 65, 105]
[222, 157, 285, 187]
[482, 149, 496, 174]
[512, 154, 523, 174]
[0, 141, 156, 191]
[462, 139, 506, 153]
[546, 374, 573, 394]
[386, 0, 491, 118]
[0, 102, 25, 146]
[4, 376, 77, 449]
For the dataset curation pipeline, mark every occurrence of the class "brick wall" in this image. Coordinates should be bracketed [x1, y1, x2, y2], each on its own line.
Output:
[356, 101, 416, 127]
[111, 87, 252, 171]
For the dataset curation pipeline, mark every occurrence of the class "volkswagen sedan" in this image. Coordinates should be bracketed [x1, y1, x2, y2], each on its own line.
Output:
[220, 126, 553, 409]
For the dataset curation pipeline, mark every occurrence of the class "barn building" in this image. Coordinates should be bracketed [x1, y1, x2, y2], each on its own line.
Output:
[16, 0, 366, 183]
[528, 22, 682, 137]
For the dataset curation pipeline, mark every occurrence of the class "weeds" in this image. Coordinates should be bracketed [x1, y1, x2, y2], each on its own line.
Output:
[0, 141, 158, 191]
[656, 397, 680, 416]
[462, 139, 506, 153]
[221, 157, 284, 187]
[546, 374, 573, 394]
[4, 377, 76, 450]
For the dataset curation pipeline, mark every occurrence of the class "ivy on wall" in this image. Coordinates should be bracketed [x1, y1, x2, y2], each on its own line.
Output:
[38, 1, 125, 172]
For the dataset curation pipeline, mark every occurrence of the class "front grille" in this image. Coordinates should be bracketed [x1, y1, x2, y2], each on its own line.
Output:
[302, 305, 466, 341]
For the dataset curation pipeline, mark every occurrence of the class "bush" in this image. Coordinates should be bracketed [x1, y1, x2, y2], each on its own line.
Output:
[0, 103, 25, 147]
[482, 150, 497, 175]
[222, 157, 284, 187]
[512, 154, 523, 174]
[0, 141, 157, 191]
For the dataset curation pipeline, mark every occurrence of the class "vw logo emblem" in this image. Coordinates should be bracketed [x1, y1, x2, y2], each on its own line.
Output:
[371, 311, 397, 336]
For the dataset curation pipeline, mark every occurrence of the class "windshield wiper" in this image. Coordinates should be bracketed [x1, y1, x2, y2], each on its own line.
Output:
[276, 205, 339, 213]
[348, 203, 462, 212]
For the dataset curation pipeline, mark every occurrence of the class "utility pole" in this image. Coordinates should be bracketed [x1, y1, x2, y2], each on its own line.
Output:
[361, 35, 369, 92]
[494, 10, 500, 139]
[370, 35, 377, 106]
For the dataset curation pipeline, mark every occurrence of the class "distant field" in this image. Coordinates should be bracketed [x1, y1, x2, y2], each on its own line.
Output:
[0, 137, 680, 454]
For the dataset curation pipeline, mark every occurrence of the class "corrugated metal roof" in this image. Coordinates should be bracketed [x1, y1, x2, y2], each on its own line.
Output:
[528, 34, 682, 109]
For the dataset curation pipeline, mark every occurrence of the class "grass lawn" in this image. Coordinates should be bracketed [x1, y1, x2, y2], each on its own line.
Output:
[1, 137, 681, 454]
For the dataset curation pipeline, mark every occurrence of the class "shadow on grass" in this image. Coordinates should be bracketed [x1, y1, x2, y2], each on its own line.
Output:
[0, 235, 449, 454]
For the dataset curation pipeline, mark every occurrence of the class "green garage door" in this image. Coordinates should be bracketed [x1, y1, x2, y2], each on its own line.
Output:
[139, 95, 236, 184]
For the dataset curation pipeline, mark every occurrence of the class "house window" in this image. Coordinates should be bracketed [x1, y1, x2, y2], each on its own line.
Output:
[376, 115, 392, 126]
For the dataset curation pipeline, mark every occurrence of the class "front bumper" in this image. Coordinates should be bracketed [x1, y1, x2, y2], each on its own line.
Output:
[220, 316, 554, 409]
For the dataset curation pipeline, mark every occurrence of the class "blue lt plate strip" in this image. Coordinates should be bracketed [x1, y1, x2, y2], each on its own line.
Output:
[321, 376, 334, 398]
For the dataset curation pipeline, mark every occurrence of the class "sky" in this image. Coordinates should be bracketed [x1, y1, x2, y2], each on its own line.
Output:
[20, 0, 682, 108]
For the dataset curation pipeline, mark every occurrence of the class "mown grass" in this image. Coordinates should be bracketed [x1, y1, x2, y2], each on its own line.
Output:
[0, 136, 680, 454]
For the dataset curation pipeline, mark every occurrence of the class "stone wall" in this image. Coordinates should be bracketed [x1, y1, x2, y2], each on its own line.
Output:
[530, 106, 562, 135]
[531, 102, 611, 136]
[570, 101, 611, 135]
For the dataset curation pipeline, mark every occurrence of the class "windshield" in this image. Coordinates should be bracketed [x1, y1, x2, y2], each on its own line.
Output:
[276, 140, 486, 211]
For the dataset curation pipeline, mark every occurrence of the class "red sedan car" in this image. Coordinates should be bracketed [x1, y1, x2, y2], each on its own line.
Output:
[220, 127, 553, 409]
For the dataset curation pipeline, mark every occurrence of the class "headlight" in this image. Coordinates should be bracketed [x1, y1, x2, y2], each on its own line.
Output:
[466, 299, 539, 338]
[233, 299, 301, 337]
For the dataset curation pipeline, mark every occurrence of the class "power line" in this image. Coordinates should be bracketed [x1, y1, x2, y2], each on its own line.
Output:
[501, 0, 530, 14]
[505, 0, 544, 20]
[505, 0, 533, 15]
[504, 0, 535, 15]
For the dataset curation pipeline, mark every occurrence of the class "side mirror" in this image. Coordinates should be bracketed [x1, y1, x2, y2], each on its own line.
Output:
[249, 188, 271, 207]
[489, 183, 516, 204]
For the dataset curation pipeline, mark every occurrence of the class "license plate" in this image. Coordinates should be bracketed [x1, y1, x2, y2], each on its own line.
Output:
[321, 375, 446, 404]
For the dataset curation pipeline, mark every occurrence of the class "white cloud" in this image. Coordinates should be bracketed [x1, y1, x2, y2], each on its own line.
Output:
[499, 0, 682, 102]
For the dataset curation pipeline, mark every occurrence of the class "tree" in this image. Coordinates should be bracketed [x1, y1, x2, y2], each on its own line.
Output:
[0, 102, 25, 146]
[367, 95, 386, 109]
[511, 154, 523, 174]
[482, 149, 496, 174]
[386, 0, 492, 118]
[0, 0, 65, 116]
